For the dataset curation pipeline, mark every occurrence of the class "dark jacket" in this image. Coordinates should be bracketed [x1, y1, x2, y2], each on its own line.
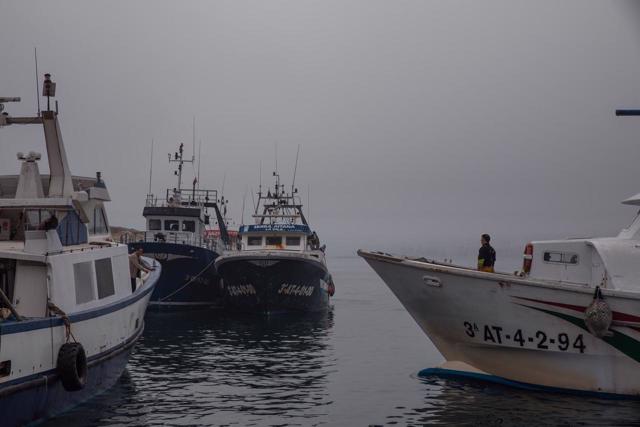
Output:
[478, 243, 496, 268]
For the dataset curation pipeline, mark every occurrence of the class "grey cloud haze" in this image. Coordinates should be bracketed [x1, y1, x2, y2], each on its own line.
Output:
[2, 1, 640, 263]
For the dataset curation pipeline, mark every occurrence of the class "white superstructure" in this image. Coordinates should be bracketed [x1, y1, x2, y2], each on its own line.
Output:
[0, 75, 159, 426]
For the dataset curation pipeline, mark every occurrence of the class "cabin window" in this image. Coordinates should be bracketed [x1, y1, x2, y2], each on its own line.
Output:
[248, 236, 262, 246]
[95, 258, 115, 299]
[164, 220, 179, 231]
[74, 261, 95, 304]
[59, 211, 88, 246]
[148, 219, 161, 230]
[286, 236, 301, 246]
[266, 236, 282, 246]
[93, 207, 109, 235]
[182, 221, 196, 232]
[24, 209, 52, 230]
[543, 251, 579, 265]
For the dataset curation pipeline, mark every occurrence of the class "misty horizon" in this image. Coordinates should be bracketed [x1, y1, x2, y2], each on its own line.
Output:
[2, 1, 640, 262]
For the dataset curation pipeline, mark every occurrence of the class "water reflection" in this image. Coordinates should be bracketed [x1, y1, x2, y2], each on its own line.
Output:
[46, 309, 335, 426]
[388, 376, 640, 426]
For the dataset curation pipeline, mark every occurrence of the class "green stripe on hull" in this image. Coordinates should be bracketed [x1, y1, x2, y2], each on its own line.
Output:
[518, 305, 640, 364]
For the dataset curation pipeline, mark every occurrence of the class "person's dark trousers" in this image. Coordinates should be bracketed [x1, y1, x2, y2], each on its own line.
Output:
[131, 278, 137, 292]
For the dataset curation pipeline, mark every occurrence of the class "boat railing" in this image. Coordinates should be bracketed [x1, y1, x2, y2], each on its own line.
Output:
[136, 230, 227, 253]
[144, 189, 218, 208]
[140, 230, 204, 247]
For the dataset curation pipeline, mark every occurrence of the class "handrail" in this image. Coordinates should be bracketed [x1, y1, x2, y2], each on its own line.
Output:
[125, 230, 234, 253]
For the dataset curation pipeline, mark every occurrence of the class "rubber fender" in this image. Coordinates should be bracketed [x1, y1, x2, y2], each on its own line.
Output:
[57, 342, 88, 391]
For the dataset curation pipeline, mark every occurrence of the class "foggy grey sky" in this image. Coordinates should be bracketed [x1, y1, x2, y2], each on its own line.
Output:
[2, 1, 640, 260]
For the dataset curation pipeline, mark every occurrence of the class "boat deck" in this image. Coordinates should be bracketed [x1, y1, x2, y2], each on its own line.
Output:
[357, 249, 640, 298]
[0, 239, 121, 261]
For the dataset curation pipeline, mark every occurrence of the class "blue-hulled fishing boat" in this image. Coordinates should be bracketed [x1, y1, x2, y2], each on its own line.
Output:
[128, 143, 229, 309]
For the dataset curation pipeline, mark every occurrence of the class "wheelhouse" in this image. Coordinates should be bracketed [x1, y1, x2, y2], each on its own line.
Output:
[0, 89, 138, 320]
[141, 187, 229, 250]
[136, 142, 230, 251]
[522, 195, 640, 291]
[239, 224, 314, 252]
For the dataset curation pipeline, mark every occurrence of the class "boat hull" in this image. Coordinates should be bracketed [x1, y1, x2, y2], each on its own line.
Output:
[0, 326, 140, 427]
[216, 253, 331, 313]
[359, 250, 640, 396]
[129, 242, 222, 308]
[0, 267, 159, 426]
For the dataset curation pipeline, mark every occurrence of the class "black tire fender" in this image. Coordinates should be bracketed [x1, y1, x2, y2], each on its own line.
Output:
[57, 342, 88, 391]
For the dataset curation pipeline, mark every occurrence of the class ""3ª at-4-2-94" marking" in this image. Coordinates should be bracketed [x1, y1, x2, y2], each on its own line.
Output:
[463, 321, 586, 353]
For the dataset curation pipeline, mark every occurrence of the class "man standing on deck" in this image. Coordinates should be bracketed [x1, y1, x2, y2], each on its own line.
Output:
[129, 248, 153, 292]
[477, 234, 496, 273]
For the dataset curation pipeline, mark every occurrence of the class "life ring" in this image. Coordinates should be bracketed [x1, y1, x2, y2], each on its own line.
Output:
[57, 342, 88, 391]
[522, 243, 533, 274]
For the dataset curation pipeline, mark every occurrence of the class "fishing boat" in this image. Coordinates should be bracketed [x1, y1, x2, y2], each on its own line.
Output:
[215, 170, 334, 313]
[128, 142, 229, 309]
[0, 74, 160, 426]
[359, 144, 640, 396]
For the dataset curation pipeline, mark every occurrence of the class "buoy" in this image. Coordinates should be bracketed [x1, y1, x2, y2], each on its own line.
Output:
[584, 286, 613, 338]
[57, 342, 88, 391]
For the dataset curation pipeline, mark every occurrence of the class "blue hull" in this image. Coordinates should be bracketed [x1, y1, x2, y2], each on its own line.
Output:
[418, 367, 640, 400]
[0, 326, 142, 427]
[128, 242, 222, 308]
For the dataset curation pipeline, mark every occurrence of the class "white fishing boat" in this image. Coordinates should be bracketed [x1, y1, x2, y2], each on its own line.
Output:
[0, 74, 160, 426]
[359, 175, 640, 396]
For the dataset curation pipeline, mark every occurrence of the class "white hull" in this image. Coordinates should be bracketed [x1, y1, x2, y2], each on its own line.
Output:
[359, 251, 640, 396]
[0, 266, 160, 425]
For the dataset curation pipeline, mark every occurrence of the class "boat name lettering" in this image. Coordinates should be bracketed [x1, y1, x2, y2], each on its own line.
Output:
[463, 321, 586, 353]
[278, 283, 314, 297]
[243, 224, 310, 233]
[228, 284, 257, 296]
[184, 275, 209, 286]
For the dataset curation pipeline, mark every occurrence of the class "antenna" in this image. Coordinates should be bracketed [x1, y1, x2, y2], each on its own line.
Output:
[197, 139, 202, 190]
[275, 141, 278, 175]
[240, 187, 246, 225]
[291, 144, 300, 196]
[307, 184, 311, 223]
[147, 139, 154, 195]
[251, 187, 257, 214]
[259, 160, 262, 194]
[192, 116, 196, 162]
[221, 173, 226, 201]
[169, 142, 193, 191]
[34, 47, 40, 116]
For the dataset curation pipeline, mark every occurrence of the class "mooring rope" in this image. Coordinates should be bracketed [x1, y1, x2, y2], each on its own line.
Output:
[47, 301, 77, 343]
[158, 257, 217, 302]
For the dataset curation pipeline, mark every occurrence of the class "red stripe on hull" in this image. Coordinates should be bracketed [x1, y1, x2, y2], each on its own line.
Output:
[512, 296, 640, 323]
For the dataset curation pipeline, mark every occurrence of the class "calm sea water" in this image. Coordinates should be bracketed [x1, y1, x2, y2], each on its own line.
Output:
[45, 256, 640, 426]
